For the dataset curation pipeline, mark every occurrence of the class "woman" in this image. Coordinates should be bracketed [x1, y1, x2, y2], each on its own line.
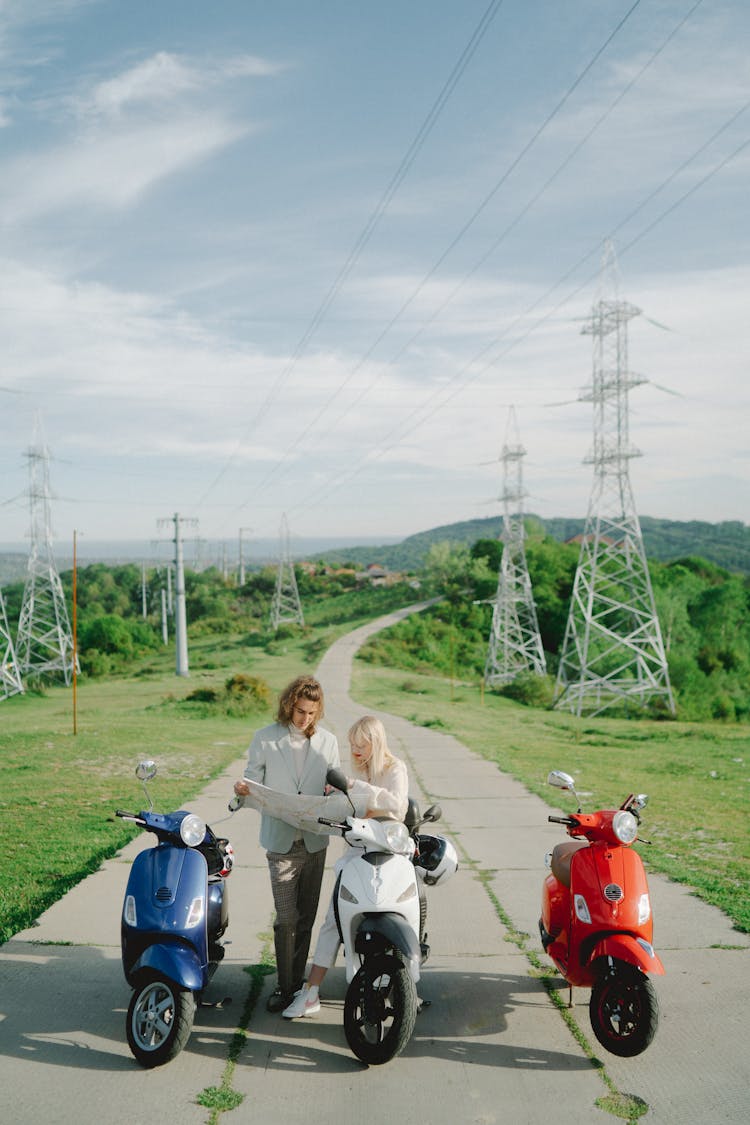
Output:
[282, 714, 408, 1019]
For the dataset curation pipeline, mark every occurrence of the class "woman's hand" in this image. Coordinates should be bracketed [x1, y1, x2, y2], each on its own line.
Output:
[234, 779, 251, 797]
[324, 778, 353, 794]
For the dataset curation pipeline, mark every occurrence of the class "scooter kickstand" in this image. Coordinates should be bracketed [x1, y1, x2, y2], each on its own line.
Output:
[567, 984, 573, 1009]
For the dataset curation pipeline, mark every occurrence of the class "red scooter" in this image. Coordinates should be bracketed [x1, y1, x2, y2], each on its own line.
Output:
[539, 770, 664, 1057]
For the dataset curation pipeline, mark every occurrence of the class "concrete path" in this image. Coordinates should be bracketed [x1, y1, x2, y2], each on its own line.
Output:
[1, 604, 748, 1125]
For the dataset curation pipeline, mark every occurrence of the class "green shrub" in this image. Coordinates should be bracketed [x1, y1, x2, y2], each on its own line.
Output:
[399, 679, 423, 694]
[185, 687, 220, 704]
[190, 616, 237, 636]
[177, 673, 271, 718]
[712, 693, 736, 721]
[498, 672, 556, 708]
[225, 673, 271, 709]
[79, 648, 115, 677]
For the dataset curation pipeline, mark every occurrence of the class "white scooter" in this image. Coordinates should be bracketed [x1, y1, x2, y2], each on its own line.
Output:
[319, 768, 457, 1065]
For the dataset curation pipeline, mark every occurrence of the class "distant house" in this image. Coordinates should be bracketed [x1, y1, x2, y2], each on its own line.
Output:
[355, 562, 412, 588]
[357, 563, 389, 586]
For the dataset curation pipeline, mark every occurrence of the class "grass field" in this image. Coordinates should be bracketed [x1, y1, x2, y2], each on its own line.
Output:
[1, 611, 748, 944]
[351, 662, 750, 934]
[0, 612, 370, 944]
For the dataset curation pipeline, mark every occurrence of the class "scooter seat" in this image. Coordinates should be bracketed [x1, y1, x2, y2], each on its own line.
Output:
[551, 840, 587, 887]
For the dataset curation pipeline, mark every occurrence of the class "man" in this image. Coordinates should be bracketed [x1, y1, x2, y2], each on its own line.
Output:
[233, 674, 339, 1012]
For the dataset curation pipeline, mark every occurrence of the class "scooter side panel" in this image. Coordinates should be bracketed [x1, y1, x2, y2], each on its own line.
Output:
[207, 879, 228, 939]
[541, 872, 568, 937]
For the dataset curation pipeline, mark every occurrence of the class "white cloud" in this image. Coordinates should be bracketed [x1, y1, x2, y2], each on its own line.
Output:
[79, 50, 282, 120]
[0, 44, 282, 216]
[1, 113, 250, 218]
[85, 52, 201, 117]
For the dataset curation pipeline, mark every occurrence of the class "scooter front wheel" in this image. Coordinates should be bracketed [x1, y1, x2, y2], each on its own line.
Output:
[344, 954, 418, 1065]
[590, 962, 659, 1057]
[126, 976, 196, 1068]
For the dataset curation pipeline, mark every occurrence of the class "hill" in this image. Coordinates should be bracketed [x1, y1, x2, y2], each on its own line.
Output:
[312, 515, 750, 575]
[2, 517, 748, 582]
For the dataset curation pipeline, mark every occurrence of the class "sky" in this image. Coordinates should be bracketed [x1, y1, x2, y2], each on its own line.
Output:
[0, 0, 748, 559]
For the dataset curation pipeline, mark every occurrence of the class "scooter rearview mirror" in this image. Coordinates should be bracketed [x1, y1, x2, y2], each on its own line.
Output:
[135, 760, 157, 810]
[326, 767, 349, 794]
[326, 766, 355, 815]
[547, 770, 575, 790]
[422, 804, 442, 823]
[547, 770, 580, 812]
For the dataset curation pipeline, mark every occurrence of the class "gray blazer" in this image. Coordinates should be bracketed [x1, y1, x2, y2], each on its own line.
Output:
[244, 721, 340, 854]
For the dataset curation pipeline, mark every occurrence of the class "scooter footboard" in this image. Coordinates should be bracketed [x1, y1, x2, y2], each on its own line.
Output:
[127, 941, 206, 992]
[354, 913, 421, 982]
[587, 932, 665, 976]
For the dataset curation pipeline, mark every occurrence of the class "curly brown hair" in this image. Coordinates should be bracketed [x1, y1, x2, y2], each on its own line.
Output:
[276, 674, 324, 734]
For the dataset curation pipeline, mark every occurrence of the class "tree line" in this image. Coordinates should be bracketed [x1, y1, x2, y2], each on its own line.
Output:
[2, 532, 747, 721]
[359, 536, 750, 722]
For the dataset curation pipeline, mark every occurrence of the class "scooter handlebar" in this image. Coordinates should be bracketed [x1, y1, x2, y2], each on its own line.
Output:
[115, 810, 146, 825]
[318, 816, 349, 832]
[548, 815, 576, 825]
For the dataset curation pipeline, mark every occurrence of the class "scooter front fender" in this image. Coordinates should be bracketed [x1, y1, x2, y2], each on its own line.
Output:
[588, 932, 665, 977]
[354, 913, 421, 983]
[127, 941, 206, 992]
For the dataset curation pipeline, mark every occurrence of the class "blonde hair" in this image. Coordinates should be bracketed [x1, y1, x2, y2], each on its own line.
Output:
[348, 715, 394, 781]
[277, 675, 323, 735]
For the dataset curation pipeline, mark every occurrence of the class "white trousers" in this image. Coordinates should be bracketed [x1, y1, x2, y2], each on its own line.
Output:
[311, 851, 356, 969]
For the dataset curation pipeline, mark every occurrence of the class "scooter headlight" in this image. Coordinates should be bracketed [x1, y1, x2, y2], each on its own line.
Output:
[613, 810, 638, 845]
[383, 821, 409, 853]
[180, 814, 207, 847]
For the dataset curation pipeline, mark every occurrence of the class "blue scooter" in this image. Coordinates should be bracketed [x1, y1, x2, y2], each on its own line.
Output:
[116, 760, 234, 1067]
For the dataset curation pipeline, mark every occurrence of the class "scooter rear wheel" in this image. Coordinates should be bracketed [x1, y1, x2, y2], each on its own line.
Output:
[344, 954, 418, 1065]
[590, 962, 659, 1057]
[126, 976, 196, 1068]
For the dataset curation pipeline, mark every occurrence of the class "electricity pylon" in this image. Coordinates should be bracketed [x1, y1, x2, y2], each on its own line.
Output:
[484, 407, 547, 686]
[270, 514, 304, 630]
[15, 431, 78, 684]
[554, 243, 674, 717]
[1, 588, 24, 699]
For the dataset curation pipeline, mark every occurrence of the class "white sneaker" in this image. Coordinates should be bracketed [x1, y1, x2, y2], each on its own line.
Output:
[282, 986, 320, 1019]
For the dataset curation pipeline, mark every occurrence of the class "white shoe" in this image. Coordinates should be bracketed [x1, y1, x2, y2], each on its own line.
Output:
[282, 986, 320, 1019]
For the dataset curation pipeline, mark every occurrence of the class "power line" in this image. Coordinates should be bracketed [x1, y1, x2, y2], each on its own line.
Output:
[240, 0, 647, 506]
[309, 0, 708, 464]
[283, 108, 749, 521]
[195, 0, 506, 511]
